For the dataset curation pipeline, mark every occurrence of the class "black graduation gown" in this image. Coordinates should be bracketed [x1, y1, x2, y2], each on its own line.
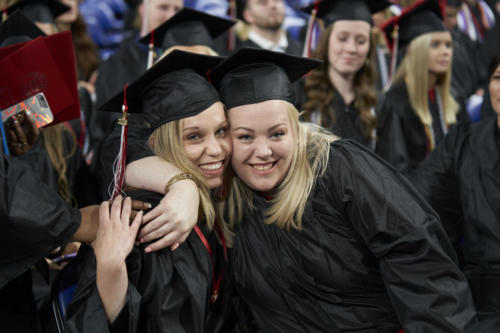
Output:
[376, 82, 466, 174]
[320, 89, 375, 149]
[230, 140, 476, 332]
[15, 130, 97, 207]
[65, 190, 234, 333]
[412, 118, 500, 330]
[0, 153, 81, 331]
[450, 29, 485, 102]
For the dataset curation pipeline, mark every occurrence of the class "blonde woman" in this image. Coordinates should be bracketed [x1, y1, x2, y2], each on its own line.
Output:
[124, 47, 477, 331]
[376, 0, 466, 174]
[65, 51, 234, 332]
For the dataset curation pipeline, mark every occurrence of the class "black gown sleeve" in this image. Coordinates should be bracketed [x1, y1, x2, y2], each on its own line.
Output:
[0, 153, 81, 289]
[376, 93, 412, 173]
[328, 140, 476, 332]
[411, 125, 465, 245]
[64, 245, 142, 333]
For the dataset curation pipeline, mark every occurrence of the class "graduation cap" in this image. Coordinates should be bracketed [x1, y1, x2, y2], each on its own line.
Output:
[209, 48, 322, 109]
[0, 31, 80, 125]
[0, 10, 45, 48]
[301, 0, 392, 57]
[302, 0, 393, 27]
[100, 49, 223, 131]
[382, 0, 446, 52]
[139, 8, 235, 68]
[99, 49, 223, 198]
[5, 0, 70, 23]
[381, 0, 446, 83]
[0, 31, 79, 155]
[446, 0, 463, 7]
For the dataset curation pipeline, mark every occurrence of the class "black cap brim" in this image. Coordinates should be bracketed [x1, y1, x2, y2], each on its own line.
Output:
[382, 0, 446, 52]
[139, 8, 235, 49]
[210, 48, 321, 108]
[0, 10, 45, 47]
[99, 49, 224, 115]
[302, 0, 392, 26]
[6, 0, 70, 23]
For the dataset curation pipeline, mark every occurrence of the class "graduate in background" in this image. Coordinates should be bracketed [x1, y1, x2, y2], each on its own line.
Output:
[233, 0, 302, 55]
[302, 0, 392, 150]
[413, 52, 500, 331]
[92, 0, 183, 148]
[376, 0, 467, 174]
[66, 50, 235, 333]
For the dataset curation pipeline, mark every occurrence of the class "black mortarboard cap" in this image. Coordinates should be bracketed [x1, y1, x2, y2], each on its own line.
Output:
[0, 10, 45, 48]
[210, 48, 322, 109]
[303, 0, 392, 26]
[6, 0, 70, 23]
[446, 0, 462, 7]
[235, 0, 245, 21]
[139, 8, 235, 50]
[99, 50, 223, 133]
[382, 0, 446, 52]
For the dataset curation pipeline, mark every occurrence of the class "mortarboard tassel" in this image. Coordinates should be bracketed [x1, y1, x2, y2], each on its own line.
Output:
[110, 84, 129, 199]
[2, 8, 7, 22]
[385, 23, 399, 91]
[227, 0, 236, 51]
[147, 30, 155, 69]
[302, 1, 319, 58]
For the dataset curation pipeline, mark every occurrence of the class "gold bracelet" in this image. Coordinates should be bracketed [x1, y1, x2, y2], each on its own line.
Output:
[165, 173, 195, 194]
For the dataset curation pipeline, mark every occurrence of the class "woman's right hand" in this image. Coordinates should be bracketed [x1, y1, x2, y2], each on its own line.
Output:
[93, 196, 142, 269]
[7, 112, 40, 156]
[93, 196, 142, 323]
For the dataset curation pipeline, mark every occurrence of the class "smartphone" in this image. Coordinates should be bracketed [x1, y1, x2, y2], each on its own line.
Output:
[1, 92, 54, 128]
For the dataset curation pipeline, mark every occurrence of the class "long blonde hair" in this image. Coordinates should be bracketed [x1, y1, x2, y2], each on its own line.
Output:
[42, 124, 77, 206]
[150, 120, 216, 230]
[392, 32, 459, 127]
[225, 101, 338, 231]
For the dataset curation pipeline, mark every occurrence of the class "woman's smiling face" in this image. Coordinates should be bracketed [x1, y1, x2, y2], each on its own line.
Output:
[228, 100, 295, 192]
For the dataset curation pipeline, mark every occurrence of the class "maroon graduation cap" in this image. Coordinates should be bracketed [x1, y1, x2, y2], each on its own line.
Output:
[0, 31, 80, 126]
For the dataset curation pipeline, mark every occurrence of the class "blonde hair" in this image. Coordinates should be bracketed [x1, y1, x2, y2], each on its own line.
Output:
[150, 120, 216, 230]
[392, 32, 459, 127]
[225, 101, 338, 231]
[42, 124, 77, 206]
[157, 44, 219, 62]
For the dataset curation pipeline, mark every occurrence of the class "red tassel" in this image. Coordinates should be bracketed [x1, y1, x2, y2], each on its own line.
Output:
[111, 84, 129, 199]
[206, 69, 212, 84]
[2, 8, 7, 22]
